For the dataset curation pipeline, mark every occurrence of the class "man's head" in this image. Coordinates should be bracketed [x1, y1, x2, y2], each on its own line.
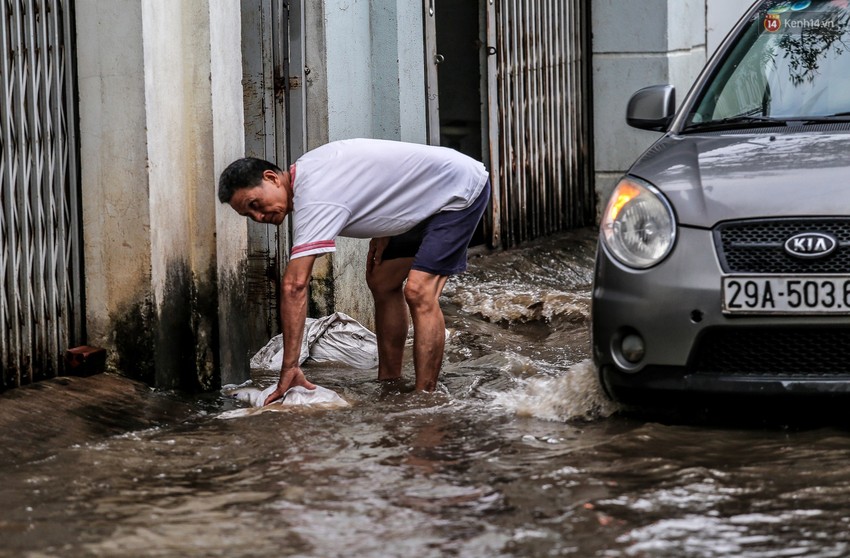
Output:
[218, 157, 292, 225]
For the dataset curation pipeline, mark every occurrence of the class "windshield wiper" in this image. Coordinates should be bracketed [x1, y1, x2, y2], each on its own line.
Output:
[682, 115, 790, 132]
[796, 113, 850, 124]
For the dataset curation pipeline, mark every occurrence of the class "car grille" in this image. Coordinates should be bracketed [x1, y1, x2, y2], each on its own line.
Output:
[715, 219, 850, 274]
[691, 328, 850, 377]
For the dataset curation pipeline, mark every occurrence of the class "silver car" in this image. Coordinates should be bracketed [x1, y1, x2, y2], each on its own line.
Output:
[592, 0, 850, 403]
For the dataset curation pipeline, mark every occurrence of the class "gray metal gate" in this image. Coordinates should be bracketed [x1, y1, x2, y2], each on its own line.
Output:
[240, 0, 293, 350]
[0, 0, 82, 389]
[486, 0, 594, 247]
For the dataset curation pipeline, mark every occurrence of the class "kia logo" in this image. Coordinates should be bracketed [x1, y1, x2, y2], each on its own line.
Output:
[784, 232, 838, 259]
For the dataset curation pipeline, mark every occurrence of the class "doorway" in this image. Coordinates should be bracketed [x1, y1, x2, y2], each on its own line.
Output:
[428, 0, 489, 246]
[426, 0, 595, 249]
[434, 0, 486, 163]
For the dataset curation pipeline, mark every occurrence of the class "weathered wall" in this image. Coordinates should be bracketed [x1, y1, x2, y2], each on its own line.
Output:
[76, 0, 154, 383]
[76, 0, 249, 390]
[306, 0, 427, 329]
[141, 0, 215, 389]
[211, 1, 252, 387]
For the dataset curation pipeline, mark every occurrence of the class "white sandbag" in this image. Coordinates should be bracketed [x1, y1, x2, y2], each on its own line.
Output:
[248, 333, 309, 371]
[279, 385, 347, 406]
[307, 313, 378, 369]
[221, 380, 349, 409]
[250, 312, 378, 372]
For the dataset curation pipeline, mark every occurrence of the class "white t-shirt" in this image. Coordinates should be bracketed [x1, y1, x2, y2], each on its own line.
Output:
[289, 138, 489, 259]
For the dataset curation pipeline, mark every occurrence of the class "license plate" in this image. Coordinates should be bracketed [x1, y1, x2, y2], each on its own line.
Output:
[722, 276, 850, 315]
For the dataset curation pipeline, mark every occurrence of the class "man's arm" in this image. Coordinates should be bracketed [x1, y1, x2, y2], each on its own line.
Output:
[263, 254, 318, 406]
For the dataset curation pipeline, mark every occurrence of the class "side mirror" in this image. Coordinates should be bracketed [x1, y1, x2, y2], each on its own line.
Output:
[626, 85, 676, 132]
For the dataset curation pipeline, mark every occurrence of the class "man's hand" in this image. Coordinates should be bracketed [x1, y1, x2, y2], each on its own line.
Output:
[367, 237, 390, 273]
[268, 255, 317, 407]
[263, 366, 317, 406]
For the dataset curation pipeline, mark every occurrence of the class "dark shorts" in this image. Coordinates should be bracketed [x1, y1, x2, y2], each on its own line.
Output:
[381, 180, 491, 276]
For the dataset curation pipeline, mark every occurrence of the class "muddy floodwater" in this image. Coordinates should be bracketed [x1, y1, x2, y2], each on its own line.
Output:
[4, 228, 850, 557]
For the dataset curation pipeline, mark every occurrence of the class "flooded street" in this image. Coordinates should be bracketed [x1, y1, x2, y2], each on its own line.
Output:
[3, 228, 850, 557]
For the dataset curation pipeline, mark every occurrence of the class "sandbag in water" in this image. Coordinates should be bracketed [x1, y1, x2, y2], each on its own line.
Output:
[221, 380, 349, 409]
[250, 312, 378, 372]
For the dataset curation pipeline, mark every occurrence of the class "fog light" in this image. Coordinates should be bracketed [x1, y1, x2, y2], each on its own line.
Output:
[621, 334, 645, 363]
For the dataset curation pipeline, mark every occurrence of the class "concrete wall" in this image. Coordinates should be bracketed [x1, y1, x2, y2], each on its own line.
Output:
[590, 0, 756, 214]
[210, 2, 253, 387]
[77, 0, 153, 383]
[707, 0, 752, 56]
[77, 0, 250, 389]
[306, 0, 428, 328]
[591, 0, 708, 212]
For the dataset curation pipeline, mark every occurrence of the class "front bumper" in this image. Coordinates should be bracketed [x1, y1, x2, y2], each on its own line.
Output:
[592, 226, 850, 402]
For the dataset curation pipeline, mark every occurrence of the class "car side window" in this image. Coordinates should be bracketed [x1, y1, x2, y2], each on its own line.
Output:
[689, 23, 765, 123]
[711, 36, 774, 120]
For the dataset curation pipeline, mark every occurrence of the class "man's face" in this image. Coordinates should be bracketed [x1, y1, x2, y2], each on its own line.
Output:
[228, 170, 290, 225]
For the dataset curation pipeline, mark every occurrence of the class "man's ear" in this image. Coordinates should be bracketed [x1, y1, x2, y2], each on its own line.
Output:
[262, 169, 279, 184]
[264, 169, 288, 191]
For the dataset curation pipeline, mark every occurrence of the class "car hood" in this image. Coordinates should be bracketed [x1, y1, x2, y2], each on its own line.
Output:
[628, 131, 850, 228]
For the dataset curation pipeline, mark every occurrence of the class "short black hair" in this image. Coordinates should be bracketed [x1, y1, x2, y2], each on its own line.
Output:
[218, 157, 283, 203]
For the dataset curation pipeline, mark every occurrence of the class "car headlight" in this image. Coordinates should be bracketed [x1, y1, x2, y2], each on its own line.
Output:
[601, 177, 676, 269]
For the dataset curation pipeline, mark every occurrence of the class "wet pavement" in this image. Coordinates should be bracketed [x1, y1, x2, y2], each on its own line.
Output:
[3, 228, 850, 557]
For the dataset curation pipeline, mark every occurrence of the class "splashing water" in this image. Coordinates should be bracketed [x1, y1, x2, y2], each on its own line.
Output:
[489, 359, 620, 422]
[441, 228, 608, 422]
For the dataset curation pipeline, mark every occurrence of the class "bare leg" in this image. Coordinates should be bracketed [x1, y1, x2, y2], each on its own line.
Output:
[367, 256, 414, 380]
[404, 270, 449, 391]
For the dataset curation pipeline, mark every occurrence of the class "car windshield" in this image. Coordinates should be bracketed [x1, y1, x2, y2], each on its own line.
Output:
[684, 0, 850, 129]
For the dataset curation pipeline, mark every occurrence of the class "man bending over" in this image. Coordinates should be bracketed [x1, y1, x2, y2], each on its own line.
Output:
[218, 138, 490, 405]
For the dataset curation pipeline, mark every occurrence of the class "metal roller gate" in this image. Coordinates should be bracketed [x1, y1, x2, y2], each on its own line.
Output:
[0, 0, 82, 390]
[486, 0, 594, 247]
